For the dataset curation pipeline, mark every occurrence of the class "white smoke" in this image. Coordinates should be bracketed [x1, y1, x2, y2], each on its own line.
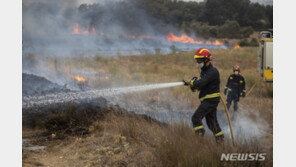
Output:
[220, 105, 270, 141]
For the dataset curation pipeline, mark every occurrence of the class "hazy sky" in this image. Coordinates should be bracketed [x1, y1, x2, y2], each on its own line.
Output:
[181, 0, 273, 6]
[23, 0, 273, 6]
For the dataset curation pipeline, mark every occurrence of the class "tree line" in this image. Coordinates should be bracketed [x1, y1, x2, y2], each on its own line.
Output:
[130, 0, 273, 39]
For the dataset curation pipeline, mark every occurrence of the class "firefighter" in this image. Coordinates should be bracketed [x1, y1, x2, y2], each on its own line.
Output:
[187, 47, 224, 143]
[224, 65, 246, 120]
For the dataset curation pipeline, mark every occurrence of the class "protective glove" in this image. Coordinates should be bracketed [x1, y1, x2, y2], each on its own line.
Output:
[224, 88, 228, 95]
[189, 77, 198, 92]
[240, 92, 246, 97]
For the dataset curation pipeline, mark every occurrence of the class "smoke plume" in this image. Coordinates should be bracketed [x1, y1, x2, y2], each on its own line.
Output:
[23, 0, 225, 57]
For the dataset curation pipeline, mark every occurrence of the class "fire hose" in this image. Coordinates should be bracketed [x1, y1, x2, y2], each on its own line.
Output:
[183, 79, 235, 146]
[219, 94, 235, 146]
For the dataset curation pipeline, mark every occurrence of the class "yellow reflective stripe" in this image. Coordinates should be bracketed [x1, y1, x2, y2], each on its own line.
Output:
[193, 125, 204, 131]
[215, 131, 223, 137]
[230, 77, 233, 79]
[194, 55, 204, 59]
[190, 79, 194, 86]
[264, 38, 273, 42]
[200, 93, 220, 102]
[228, 88, 232, 91]
[243, 89, 246, 92]
[240, 80, 243, 83]
[224, 87, 228, 89]
[199, 48, 209, 54]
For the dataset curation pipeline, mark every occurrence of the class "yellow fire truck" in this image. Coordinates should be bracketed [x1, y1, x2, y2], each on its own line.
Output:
[257, 30, 273, 82]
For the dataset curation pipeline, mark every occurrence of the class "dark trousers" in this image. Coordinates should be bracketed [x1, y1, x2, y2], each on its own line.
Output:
[226, 92, 239, 112]
[191, 100, 222, 135]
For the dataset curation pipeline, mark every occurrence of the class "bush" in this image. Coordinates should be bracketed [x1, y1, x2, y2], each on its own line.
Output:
[190, 22, 213, 39]
[249, 38, 259, 46]
[238, 39, 249, 47]
[240, 26, 254, 38]
[218, 20, 242, 38]
[191, 20, 253, 39]
[238, 38, 259, 47]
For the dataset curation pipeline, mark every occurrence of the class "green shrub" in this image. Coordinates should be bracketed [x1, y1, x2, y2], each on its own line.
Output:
[218, 20, 242, 38]
[240, 26, 254, 38]
[249, 38, 259, 46]
[238, 39, 249, 47]
[238, 38, 259, 47]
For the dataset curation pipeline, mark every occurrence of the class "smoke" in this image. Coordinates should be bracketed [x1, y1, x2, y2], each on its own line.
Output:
[23, 0, 164, 55]
[22, 0, 225, 57]
[217, 105, 270, 140]
[22, 0, 226, 86]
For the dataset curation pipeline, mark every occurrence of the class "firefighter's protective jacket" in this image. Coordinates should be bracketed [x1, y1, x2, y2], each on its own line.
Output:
[225, 74, 246, 95]
[191, 63, 220, 102]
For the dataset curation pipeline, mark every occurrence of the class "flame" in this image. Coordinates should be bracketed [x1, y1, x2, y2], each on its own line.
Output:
[72, 25, 224, 46]
[74, 75, 86, 82]
[90, 27, 97, 35]
[72, 23, 97, 35]
[212, 40, 223, 46]
[234, 44, 241, 49]
[82, 27, 89, 34]
[166, 32, 203, 44]
[205, 41, 212, 45]
[166, 32, 224, 46]
[72, 23, 80, 34]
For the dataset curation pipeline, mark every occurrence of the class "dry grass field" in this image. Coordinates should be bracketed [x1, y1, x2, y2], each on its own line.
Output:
[23, 47, 273, 166]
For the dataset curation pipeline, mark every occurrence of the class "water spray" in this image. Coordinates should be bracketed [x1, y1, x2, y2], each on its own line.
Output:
[23, 82, 184, 109]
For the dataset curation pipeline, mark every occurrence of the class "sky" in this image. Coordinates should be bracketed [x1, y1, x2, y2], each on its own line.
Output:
[181, 0, 273, 6]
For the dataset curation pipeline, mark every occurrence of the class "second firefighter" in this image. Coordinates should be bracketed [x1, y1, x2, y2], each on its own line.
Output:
[224, 65, 246, 120]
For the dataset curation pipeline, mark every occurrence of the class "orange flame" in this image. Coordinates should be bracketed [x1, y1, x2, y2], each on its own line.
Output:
[72, 23, 97, 35]
[82, 27, 89, 34]
[74, 75, 86, 82]
[234, 44, 241, 49]
[90, 27, 97, 35]
[166, 32, 203, 44]
[166, 32, 224, 46]
[72, 23, 80, 34]
[212, 40, 223, 46]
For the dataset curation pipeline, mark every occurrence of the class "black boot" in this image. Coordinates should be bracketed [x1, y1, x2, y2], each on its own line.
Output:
[215, 134, 224, 144]
[195, 128, 205, 137]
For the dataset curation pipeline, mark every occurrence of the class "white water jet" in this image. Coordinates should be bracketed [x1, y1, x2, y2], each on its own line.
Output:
[23, 82, 184, 109]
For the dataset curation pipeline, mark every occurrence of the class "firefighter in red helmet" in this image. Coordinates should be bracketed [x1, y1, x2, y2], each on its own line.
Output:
[224, 65, 246, 121]
[185, 47, 224, 143]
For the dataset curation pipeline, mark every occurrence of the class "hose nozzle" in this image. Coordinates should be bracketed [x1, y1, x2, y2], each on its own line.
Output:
[183, 79, 189, 86]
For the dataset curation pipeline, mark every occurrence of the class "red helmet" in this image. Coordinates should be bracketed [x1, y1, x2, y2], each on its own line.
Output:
[233, 65, 240, 72]
[194, 48, 211, 60]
